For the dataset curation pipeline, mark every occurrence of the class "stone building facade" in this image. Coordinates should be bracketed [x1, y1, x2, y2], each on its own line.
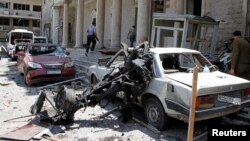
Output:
[0, 0, 42, 38]
[41, 0, 250, 49]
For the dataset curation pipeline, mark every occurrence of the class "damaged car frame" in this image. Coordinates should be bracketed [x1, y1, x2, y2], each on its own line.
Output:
[30, 42, 153, 125]
[31, 42, 250, 131]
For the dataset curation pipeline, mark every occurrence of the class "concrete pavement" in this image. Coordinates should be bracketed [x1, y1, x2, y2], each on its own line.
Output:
[67, 47, 113, 76]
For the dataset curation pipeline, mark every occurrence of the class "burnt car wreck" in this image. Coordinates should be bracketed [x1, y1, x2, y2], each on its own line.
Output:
[30, 42, 153, 124]
[30, 41, 250, 131]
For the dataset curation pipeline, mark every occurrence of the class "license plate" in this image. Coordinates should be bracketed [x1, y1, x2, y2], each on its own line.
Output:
[47, 70, 61, 74]
[217, 95, 241, 105]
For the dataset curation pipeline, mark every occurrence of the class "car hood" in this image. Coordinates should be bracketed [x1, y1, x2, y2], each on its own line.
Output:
[165, 71, 250, 95]
[28, 55, 70, 64]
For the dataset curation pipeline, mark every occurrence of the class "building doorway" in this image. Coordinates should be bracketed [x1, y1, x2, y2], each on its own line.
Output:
[193, 0, 202, 16]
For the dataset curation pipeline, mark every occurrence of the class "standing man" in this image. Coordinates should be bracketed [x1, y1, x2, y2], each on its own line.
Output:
[127, 25, 136, 47]
[86, 20, 98, 56]
[230, 30, 250, 80]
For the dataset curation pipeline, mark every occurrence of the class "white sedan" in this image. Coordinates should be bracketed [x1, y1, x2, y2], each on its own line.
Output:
[88, 47, 250, 130]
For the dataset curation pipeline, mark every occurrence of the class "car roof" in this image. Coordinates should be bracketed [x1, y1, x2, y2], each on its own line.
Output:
[149, 47, 200, 54]
[10, 29, 33, 33]
[34, 36, 47, 39]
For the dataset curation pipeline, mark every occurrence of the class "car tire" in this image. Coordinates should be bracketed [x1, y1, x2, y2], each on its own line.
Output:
[144, 97, 169, 131]
[91, 75, 98, 85]
[11, 54, 17, 61]
[24, 71, 32, 86]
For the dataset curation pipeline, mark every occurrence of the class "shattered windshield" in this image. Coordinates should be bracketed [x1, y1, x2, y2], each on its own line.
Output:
[159, 53, 217, 73]
[29, 45, 64, 56]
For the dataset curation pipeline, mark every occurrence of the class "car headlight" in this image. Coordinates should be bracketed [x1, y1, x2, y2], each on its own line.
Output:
[64, 62, 74, 67]
[27, 62, 42, 69]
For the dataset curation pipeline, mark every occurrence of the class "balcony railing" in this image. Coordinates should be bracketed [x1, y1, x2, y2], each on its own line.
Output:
[0, 8, 10, 15]
[0, 9, 41, 18]
[12, 10, 41, 18]
[0, 25, 10, 31]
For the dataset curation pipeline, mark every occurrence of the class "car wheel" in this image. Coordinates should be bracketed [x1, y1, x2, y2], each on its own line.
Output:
[144, 98, 169, 131]
[24, 72, 32, 86]
[10, 52, 16, 61]
[91, 75, 98, 85]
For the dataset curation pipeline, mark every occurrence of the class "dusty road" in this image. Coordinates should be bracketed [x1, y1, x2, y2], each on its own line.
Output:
[1, 50, 250, 141]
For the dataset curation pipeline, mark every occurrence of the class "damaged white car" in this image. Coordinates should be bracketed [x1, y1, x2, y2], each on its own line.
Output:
[89, 47, 250, 130]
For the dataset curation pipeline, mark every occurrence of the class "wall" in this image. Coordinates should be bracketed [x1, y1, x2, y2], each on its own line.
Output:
[121, 0, 136, 46]
[42, 0, 53, 41]
[103, 0, 112, 47]
[68, 6, 76, 44]
[204, 0, 244, 44]
[102, 0, 136, 48]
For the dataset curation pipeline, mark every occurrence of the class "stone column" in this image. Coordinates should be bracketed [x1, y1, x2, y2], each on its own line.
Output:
[62, 0, 69, 47]
[28, 19, 32, 32]
[136, 0, 149, 44]
[170, 0, 184, 14]
[97, 0, 105, 48]
[52, 6, 59, 44]
[74, 0, 84, 48]
[9, 18, 13, 29]
[110, 0, 122, 48]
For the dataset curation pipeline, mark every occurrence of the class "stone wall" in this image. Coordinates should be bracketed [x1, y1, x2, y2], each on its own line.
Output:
[204, 0, 244, 46]
[42, 0, 53, 41]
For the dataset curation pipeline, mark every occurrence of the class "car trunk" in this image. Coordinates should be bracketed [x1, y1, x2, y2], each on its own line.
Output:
[165, 71, 250, 94]
[165, 71, 250, 109]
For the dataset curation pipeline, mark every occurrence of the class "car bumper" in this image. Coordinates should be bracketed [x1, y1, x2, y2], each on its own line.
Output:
[165, 98, 250, 122]
[26, 67, 76, 84]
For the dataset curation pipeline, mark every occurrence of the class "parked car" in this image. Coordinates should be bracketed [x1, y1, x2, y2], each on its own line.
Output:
[88, 46, 250, 130]
[34, 36, 48, 44]
[17, 43, 76, 86]
[9, 39, 32, 60]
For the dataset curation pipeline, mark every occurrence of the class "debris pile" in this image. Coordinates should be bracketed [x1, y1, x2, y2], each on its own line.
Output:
[30, 42, 153, 125]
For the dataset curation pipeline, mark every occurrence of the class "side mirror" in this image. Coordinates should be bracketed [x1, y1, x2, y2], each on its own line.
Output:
[17, 51, 25, 56]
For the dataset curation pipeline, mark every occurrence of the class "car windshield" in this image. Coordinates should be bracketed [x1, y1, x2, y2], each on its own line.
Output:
[29, 45, 64, 56]
[15, 39, 32, 43]
[11, 32, 33, 45]
[34, 38, 47, 43]
[159, 53, 217, 73]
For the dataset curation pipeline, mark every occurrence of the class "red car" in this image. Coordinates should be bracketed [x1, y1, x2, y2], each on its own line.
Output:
[17, 43, 76, 86]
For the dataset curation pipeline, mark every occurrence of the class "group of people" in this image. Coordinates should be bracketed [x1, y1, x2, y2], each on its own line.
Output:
[85, 20, 136, 56]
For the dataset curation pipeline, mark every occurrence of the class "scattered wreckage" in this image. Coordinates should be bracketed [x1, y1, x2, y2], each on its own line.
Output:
[30, 42, 153, 125]
[30, 42, 250, 131]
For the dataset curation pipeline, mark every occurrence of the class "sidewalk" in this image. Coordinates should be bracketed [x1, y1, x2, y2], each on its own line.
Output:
[67, 47, 118, 76]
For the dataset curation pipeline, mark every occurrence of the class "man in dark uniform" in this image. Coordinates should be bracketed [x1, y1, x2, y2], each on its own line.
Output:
[230, 31, 250, 80]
